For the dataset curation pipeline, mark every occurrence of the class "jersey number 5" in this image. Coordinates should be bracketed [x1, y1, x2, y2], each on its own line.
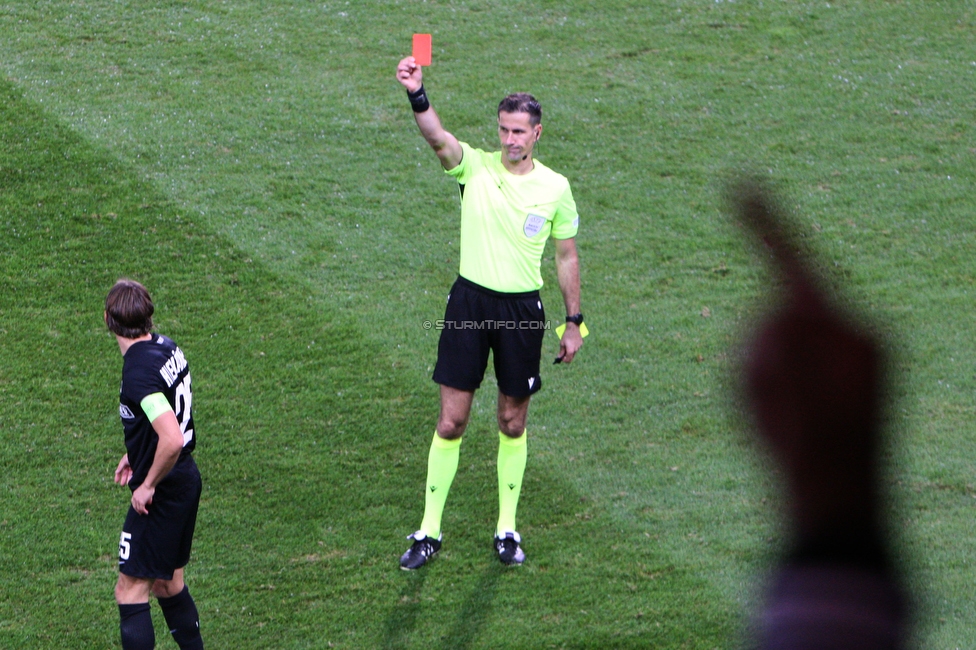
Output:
[174, 374, 194, 447]
[119, 531, 132, 560]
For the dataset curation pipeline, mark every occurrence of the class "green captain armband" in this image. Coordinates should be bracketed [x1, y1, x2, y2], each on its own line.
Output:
[140, 392, 174, 422]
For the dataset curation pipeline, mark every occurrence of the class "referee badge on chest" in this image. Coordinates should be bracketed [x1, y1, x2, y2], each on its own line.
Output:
[523, 213, 546, 238]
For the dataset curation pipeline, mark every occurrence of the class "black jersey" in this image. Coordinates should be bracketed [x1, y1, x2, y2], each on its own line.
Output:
[119, 334, 196, 489]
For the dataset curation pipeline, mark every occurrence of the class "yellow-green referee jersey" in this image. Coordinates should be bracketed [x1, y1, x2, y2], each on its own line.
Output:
[445, 141, 579, 293]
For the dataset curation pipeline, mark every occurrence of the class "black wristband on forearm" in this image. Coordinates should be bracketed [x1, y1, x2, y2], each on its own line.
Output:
[407, 85, 430, 113]
[788, 528, 891, 573]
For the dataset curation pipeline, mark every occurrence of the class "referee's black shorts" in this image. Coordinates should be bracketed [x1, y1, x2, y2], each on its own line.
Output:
[119, 454, 202, 580]
[432, 276, 546, 398]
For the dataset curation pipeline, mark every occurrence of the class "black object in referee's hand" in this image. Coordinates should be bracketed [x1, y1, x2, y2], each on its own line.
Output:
[554, 313, 585, 363]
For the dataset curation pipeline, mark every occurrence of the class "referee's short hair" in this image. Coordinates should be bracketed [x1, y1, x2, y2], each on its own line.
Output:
[105, 279, 154, 338]
[498, 93, 542, 126]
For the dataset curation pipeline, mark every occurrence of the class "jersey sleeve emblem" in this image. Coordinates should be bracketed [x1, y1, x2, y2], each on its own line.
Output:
[523, 213, 546, 238]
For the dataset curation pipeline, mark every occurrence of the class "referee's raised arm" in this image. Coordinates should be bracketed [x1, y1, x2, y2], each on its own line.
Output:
[396, 56, 462, 170]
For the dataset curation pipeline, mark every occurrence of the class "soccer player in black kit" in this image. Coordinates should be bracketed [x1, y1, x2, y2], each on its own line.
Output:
[105, 279, 204, 650]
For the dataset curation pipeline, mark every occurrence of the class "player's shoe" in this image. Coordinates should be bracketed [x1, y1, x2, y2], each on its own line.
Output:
[400, 531, 441, 570]
[494, 531, 525, 566]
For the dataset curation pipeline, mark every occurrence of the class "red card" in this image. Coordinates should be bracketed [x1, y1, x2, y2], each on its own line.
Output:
[413, 34, 432, 66]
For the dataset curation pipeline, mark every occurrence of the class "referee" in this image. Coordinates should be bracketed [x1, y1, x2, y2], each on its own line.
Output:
[395, 56, 584, 569]
[105, 279, 204, 650]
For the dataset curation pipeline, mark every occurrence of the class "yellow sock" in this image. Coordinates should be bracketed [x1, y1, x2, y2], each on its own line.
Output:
[418, 431, 461, 538]
[496, 430, 527, 535]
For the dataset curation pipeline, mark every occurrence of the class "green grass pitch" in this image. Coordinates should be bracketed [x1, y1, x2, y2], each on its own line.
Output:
[1, 1, 974, 647]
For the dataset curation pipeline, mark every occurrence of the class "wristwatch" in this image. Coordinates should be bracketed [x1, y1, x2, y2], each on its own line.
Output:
[565, 313, 584, 325]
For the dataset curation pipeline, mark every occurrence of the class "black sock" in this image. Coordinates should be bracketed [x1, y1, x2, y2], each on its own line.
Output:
[157, 585, 204, 650]
[119, 602, 155, 650]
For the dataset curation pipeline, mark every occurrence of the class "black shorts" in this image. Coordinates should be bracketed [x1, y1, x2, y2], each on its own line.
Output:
[119, 455, 202, 580]
[432, 276, 546, 398]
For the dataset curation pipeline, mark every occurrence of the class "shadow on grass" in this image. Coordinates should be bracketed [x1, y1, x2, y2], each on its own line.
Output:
[438, 563, 503, 650]
[380, 562, 502, 650]
[380, 570, 427, 650]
